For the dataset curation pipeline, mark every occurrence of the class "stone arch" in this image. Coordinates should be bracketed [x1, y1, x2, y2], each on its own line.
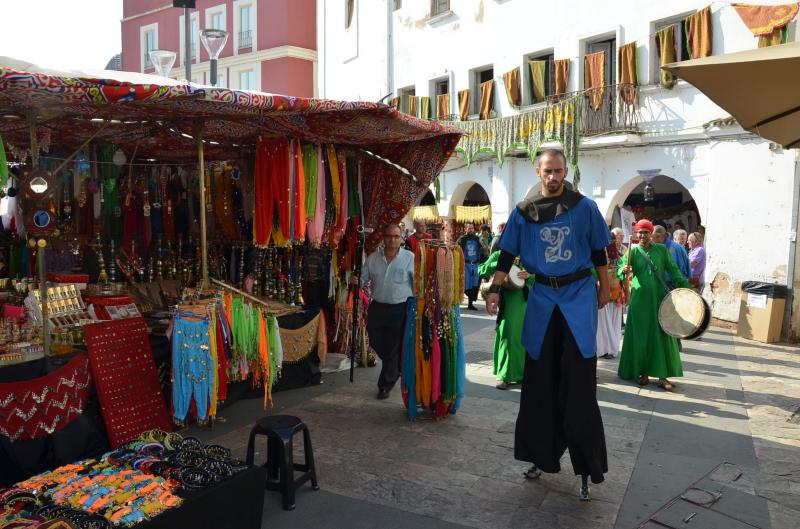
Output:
[604, 174, 702, 230]
[450, 181, 491, 207]
[416, 189, 436, 206]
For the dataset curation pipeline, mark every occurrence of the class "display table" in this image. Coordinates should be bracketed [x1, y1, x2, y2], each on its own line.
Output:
[139, 466, 266, 529]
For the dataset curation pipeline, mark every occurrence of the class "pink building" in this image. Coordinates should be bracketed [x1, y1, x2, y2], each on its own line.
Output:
[121, 0, 316, 97]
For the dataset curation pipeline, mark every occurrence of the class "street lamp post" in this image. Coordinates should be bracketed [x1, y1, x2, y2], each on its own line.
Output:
[200, 29, 228, 87]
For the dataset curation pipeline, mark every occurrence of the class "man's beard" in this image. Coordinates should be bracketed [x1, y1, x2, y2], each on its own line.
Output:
[545, 180, 563, 193]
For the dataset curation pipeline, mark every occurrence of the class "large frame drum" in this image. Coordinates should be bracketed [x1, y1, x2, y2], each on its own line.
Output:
[658, 288, 710, 340]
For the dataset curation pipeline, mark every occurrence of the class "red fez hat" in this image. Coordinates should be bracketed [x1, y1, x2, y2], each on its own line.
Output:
[634, 219, 654, 233]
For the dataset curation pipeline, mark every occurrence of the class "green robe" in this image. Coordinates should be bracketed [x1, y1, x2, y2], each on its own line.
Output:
[617, 243, 691, 380]
[479, 251, 533, 383]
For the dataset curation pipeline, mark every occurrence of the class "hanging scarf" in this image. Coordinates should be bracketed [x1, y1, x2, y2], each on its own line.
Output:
[0, 134, 8, 189]
[307, 144, 326, 243]
[336, 153, 348, 233]
[302, 143, 318, 217]
[293, 140, 307, 241]
[99, 145, 122, 244]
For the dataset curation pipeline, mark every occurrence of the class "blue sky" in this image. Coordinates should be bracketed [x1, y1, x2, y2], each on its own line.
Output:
[0, 0, 122, 70]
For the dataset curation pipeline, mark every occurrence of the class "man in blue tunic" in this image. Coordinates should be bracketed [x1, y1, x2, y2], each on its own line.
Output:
[457, 223, 482, 310]
[652, 225, 691, 289]
[485, 149, 611, 501]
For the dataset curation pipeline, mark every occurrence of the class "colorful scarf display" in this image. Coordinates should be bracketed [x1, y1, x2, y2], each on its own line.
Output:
[401, 241, 466, 420]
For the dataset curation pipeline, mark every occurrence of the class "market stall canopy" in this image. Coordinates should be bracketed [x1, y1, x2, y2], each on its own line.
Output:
[0, 57, 461, 185]
[662, 41, 800, 149]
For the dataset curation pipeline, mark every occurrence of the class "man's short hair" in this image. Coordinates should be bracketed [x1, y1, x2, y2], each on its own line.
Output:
[480, 224, 490, 231]
[611, 227, 624, 237]
[653, 225, 667, 236]
[536, 149, 567, 167]
[673, 229, 687, 239]
[382, 223, 401, 233]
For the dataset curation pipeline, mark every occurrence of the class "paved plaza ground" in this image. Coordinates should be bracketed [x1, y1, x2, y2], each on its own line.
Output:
[191, 301, 800, 528]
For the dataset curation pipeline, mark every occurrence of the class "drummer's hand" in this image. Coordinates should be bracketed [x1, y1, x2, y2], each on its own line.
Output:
[517, 270, 530, 280]
[486, 293, 500, 316]
[597, 289, 610, 309]
[621, 265, 632, 275]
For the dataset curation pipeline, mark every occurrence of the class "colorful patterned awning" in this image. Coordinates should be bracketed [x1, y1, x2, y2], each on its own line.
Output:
[0, 60, 462, 186]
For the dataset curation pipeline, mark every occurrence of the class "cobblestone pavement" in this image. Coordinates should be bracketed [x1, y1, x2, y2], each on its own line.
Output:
[194, 302, 800, 528]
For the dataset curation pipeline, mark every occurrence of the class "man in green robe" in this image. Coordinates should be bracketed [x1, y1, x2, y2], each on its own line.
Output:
[479, 251, 532, 389]
[617, 219, 691, 390]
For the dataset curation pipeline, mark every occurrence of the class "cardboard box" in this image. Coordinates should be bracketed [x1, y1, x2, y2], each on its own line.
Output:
[737, 292, 785, 343]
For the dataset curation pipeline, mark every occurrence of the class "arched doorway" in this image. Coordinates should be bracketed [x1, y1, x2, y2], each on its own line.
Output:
[463, 183, 490, 207]
[418, 189, 436, 206]
[410, 189, 441, 239]
[447, 182, 492, 243]
[606, 174, 702, 236]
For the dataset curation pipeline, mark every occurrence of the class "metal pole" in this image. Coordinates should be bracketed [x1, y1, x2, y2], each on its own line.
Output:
[210, 59, 217, 87]
[196, 120, 208, 288]
[38, 241, 49, 355]
[28, 114, 49, 355]
[184, 7, 192, 81]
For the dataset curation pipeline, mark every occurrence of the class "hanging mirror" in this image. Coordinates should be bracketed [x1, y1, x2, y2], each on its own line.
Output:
[33, 210, 51, 228]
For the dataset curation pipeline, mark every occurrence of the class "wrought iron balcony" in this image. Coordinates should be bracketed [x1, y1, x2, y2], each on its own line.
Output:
[550, 83, 639, 136]
[424, 84, 639, 137]
[238, 30, 253, 49]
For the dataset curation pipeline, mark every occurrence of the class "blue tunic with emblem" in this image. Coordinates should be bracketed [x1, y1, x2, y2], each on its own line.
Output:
[460, 236, 482, 290]
[498, 197, 611, 360]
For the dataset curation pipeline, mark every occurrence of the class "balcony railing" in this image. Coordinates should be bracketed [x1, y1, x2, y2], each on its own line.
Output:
[550, 83, 640, 136]
[425, 84, 640, 137]
[238, 30, 252, 49]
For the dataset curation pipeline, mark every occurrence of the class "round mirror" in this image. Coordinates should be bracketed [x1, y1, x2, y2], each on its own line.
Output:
[30, 176, 49, 194]
[33, 210, 51, 228]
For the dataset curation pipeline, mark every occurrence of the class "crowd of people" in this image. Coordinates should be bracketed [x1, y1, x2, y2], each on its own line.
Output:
[358, 149, 708, 501]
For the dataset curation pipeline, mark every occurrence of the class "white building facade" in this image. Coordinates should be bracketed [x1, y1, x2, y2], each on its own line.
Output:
[317, 0, 800, 337]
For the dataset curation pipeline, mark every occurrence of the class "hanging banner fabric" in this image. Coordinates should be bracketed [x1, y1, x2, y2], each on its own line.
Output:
[450, 205, 492, 225]
[451, 95, 582, 187]
[413, 205, 441, 222]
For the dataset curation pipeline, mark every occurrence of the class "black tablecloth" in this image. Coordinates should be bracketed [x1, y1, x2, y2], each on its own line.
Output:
[140, 466, 266, 529]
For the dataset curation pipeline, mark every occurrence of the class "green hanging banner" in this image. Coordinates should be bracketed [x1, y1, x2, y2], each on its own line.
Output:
[0, 133, 8, 189]
[451, 95, 583, 187]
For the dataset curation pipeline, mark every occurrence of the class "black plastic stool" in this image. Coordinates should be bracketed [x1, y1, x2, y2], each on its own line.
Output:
[245, 415, 319, 510]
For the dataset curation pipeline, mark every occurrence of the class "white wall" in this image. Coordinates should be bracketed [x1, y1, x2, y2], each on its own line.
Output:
[319, 0, 800, 324]
[317, 0, 390, 102]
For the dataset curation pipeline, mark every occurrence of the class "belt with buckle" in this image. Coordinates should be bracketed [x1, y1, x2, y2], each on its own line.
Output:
[534, 268, 593, 289]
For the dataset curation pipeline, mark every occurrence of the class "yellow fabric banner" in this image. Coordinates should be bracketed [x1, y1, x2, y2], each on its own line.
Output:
[413, 205, 440, 222]
[584, 51, 605, 111]
[479, 80, 494, 120]
[656, 25, 677, 88]
[458, 89, 471, 121]
[420, 96, 431, 119]
[502, 67, 521, 107]
[528, 60, 547, 103]
[685, 6, 713, 58]
[436, 94, 450, 119]
[618, 42, 637, 105]
[450, 205, 492, 224]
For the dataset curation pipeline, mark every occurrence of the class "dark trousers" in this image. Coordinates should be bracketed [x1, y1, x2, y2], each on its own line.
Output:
[367, 301, 407, 392]
[465, 287, 478, 304]
[514, 307, 608, 484]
